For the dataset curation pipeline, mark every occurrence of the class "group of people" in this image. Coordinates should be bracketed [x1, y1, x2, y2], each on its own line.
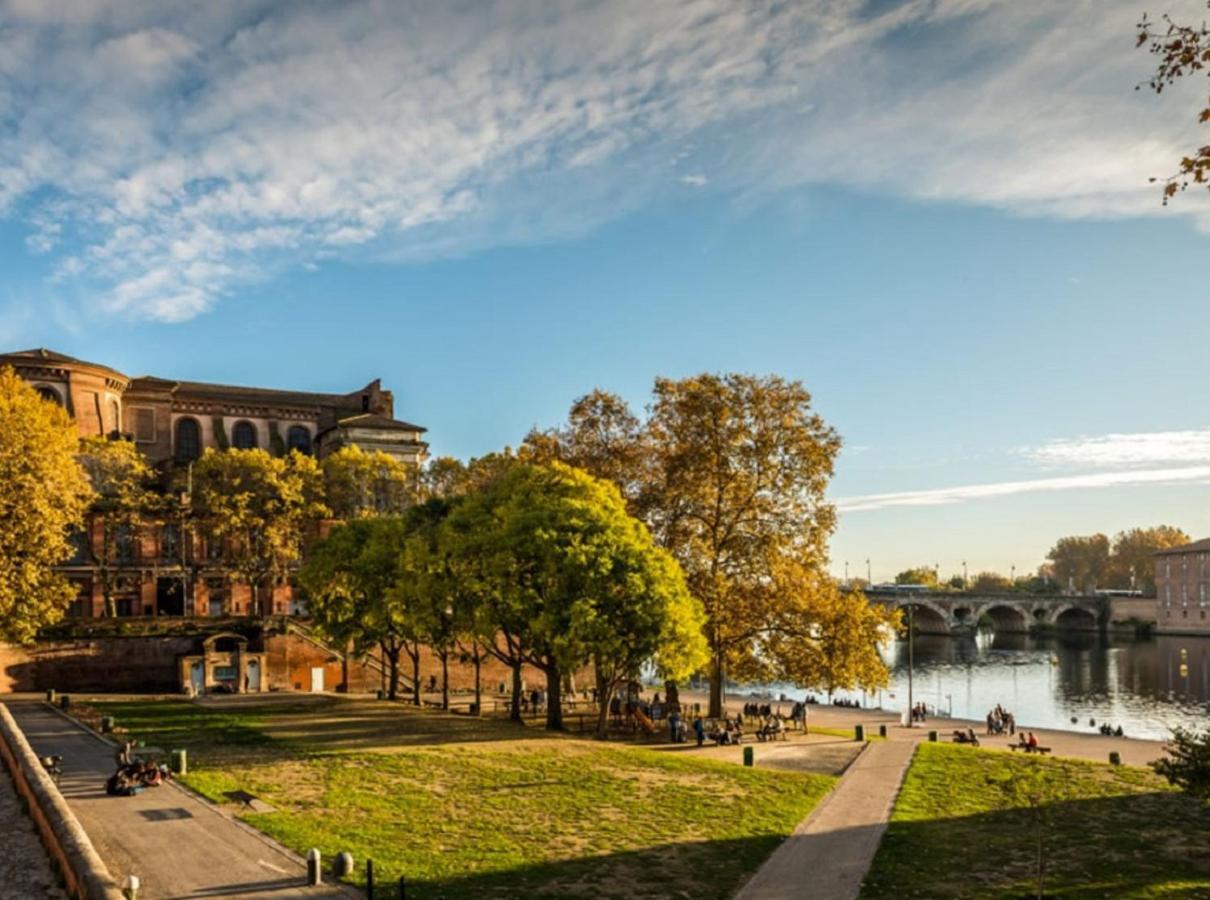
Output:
[910, 703, 929, 723]
[105, 741, 171, 798]
[742, 701, 778, 718]
[952, 728, 980, 745]
[1014, 732, 1041, 750]
[831, 697, 860, 708]
[985, 704, 1016, 735]
[1098, 722, 1126, 737]
[691, 715, 743, 746]
[754, 715, 786, 742]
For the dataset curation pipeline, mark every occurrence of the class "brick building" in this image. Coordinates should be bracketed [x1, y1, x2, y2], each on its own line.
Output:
[1154, 538, 1210, 634]
[0, 347, 428, 620]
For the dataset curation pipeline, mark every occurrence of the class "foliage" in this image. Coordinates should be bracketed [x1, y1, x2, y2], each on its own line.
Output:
[98, 698, 835, 900]
[894, 567, 940, 589]
[863, 743, 1210, 898]
[0, 367, 93, 642]
[446, 461, 705, 730]
[1137, 4, 1210, 203]
[77, 436, 158, 617]
[322, 444, 415, 518]
[969, 570, 1012, 593]
[419, 455, 470, 500]
[1107, 526, 1189, 594]
[1046, 534, 1110, 595]
[1152, 726, 1210, 799]
[194, 448, 327, 615]
[987, 759, 1075, 899]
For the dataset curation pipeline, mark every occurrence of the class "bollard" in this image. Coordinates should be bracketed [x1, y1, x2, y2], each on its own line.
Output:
[1109, 751, 1122, 766]
[100, 716, 114, 733]
[376, 689, 385, 701]
[123, 874, 140, 900]
[399, 874, 407, 899]
[45, 689, 56, 703]
[306, 849, 322, 886]
[743, 746, 754, 767]
[171, 749, 187, 776]
[59, 695, 70, 710]
[879, 724, 887, 738]
[366, 859, 374, 899]
[333, 852, 354, 879]
[928, 730, 938, 742]
[854, 724, 865, 742]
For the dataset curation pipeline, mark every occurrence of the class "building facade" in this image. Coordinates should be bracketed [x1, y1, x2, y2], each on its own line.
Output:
[1154, 538, 1210, 634]
[1, 347, 428, 619]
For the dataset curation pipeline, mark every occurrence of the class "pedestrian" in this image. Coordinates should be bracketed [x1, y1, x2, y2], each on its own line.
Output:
[693, 715, 706, 747]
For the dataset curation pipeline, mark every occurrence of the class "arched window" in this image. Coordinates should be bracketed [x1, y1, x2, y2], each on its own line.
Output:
[109, 399, 121, 433]
[36, 386, 62, 405]
[286, 425, 312, 455]
[175, 418, 201, 461]
[232, 421, 257, 450]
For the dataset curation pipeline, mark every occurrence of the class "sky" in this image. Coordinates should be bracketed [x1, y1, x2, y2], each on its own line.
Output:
[3, 0, 1210, 580]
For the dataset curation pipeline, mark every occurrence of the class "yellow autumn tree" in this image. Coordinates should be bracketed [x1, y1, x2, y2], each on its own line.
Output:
[321, 445, 415, 518]
[0, 367, 93, 642]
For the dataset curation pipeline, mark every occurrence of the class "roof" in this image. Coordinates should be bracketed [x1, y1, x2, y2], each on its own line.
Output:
[335, 413, 427, 433]
[2, 348, 128, 379]
[170, 379, 355, 409]
[1155, 538, 1210, 556]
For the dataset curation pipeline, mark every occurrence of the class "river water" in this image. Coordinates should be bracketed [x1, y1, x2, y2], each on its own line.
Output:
[778, 632, 1210, 741]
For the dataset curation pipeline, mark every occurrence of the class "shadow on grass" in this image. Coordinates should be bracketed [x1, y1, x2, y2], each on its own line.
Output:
[860, 791, 1210, 899]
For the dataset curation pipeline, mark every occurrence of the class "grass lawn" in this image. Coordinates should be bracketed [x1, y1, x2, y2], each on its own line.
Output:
[92, 698, 833, 899]
[861, 743, 1210, 899]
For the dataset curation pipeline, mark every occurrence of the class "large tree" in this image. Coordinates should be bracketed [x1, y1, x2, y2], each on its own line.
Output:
[1046, 534, 1111, 596]
[77, 436, 157, 618]
[194, 448, 327, 616]
[1107, 526, 1189, 594]
[895, 567, 941, 589]
[642, 374, 847, 717]
[1137, 4, 1210, 202]
[0, 368, 93, 642]
[322, 445, 414, 518]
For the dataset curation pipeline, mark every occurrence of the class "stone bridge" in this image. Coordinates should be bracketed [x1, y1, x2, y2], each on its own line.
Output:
[862, 589, 1107, 635]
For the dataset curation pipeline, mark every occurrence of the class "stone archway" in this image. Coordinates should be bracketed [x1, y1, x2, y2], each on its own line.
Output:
[979, 604, 1031, 634]
[1052, 605, 1099, 631]
[898, 600, 951, 635]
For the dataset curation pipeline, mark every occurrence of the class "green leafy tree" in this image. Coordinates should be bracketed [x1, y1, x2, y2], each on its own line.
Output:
[1046, 534, 1110, 596]
[77, 436, 158, 618]
[299, 516, 415, 699]
[969, 571, 1013, 593]
[0, 367, 93, 642]
[194, 448, 327, 616]
[419, 455, 470, 500]
[988, 761, 1074, 900]
[894, 567, 940, 589]
[1152, 727, 1210, 799]
[1107, 526, 1189, 594]
[322, 445, 414, 518]
[1137, 4, 1210, 202]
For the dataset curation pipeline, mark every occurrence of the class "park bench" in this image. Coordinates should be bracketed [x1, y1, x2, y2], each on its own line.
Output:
[1008, 743, 1052, 755]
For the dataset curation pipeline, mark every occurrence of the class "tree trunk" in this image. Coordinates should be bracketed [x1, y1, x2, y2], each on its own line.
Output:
[440, 650, 449, 711]
[472, 645, 482, 716]
[410, 647, 422, 706]
[384, 644, 400, 700]
[341, 639, 351, 694]
[594, 665, 613, 739]
[708, 654, 725, 718]
[545, 662, 563, 731]
[509, 660, 523, 723]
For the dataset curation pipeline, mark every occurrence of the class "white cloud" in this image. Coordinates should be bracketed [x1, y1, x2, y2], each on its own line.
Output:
[835, 465, 1210, 513]
[1, 0, 1208, 320]
[1024, 429, 1210, 467]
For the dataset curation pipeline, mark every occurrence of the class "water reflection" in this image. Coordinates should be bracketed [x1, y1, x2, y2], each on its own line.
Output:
[830, 633, 1210, 740]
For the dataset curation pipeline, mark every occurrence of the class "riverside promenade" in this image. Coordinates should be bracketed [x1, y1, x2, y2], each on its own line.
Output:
[5, 701, 354, 900]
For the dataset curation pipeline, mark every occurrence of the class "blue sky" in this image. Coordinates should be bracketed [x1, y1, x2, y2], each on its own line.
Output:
[3, 0, 1210, 579]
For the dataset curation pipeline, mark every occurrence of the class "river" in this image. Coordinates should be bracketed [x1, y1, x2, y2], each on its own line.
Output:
[769, 632, 1210, 741]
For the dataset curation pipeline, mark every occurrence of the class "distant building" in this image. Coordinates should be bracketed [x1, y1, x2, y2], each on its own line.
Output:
[0, 347, 428, 619]
[1153, 539, 1210, 634]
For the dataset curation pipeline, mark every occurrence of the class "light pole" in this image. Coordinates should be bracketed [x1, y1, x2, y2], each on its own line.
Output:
[962, 560, 968, 589]
[866, 558, 871, 584]
[906, 602, 915, 727]
[844, 561, 849, 586]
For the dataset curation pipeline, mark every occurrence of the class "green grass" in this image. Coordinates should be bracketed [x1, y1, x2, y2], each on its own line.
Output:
[861, 743, 1210, 899]
[94, 699, 834, 899]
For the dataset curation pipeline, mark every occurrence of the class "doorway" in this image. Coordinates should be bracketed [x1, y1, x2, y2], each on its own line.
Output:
[156, 578, 185, 616]
[310, 667, 325, 693]
[247, 659, 261, 692]
[190, 661, 204, 696]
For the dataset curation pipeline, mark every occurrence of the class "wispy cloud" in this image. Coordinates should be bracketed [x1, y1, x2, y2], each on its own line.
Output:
[1, 0, 1208, 321]
[836, 465, 1210, 513]
[1023, 429, 1210, 468]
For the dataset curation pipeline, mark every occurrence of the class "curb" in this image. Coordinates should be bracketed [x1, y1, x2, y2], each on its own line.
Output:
[0, 704, 123, 900]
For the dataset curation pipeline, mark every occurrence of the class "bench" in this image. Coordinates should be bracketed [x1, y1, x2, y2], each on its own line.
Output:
[1008, 743, 1052, 755]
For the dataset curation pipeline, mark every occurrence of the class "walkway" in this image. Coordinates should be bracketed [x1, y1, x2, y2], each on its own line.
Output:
[734, 739, 916, 900]
[5, 702, 354, 900]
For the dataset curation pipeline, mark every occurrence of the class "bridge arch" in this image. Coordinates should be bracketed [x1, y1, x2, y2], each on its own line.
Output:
[1051, 604, 1099, 631]
[978, 603, 1031, 634]
[896, 599, 951, 635]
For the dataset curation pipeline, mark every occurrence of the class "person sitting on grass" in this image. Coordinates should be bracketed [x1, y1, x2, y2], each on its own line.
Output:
[967, 728, 979, 746]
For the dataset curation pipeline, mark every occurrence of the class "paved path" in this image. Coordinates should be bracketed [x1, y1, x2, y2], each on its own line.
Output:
[734, 740, 916, 900]
[5, 702, 354, 900]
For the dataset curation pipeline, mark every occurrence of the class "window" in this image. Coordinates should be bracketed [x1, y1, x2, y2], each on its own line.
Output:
[175, 418, 201, 461]
[116, 525, 137, 562]
[36, 386, 61, 405]
[162, 524, 180, 560]
[286, 425, 312, 455]
[232, 420, 257, 450]
[133, 408, 155, 443]
[109, 399, 121, 433]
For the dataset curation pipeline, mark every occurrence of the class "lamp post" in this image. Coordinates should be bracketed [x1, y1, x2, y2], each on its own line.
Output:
[962, 560, 968, 589]
[866, 558, 871, 584]
[906, 602, 915, 728]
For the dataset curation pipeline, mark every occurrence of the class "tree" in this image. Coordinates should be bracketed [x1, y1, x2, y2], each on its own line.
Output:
[969, 571, 1013, 593]
[895, 567, 940, 589]
[1152, 726, 1210, 799]
[0, 367, 93, 642]
[1137, 4, 1210, 202]
[322, 445, 414, 518]
[988, 761, 1074, 900]
[419, 455, 470, 500]
[1107, 526, 1190, 594]
[1046, 534, 1110, 595]
[194, 448, 327, 616]
[400, 499, 464, 709]
[77, 437, 157, 618]
[300, 516, 415, 699]
[642, 374, 846, 718]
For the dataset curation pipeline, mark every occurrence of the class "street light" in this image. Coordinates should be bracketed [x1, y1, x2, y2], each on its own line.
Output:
[962, 560, 968, 589]
[906, 601, 915, 728]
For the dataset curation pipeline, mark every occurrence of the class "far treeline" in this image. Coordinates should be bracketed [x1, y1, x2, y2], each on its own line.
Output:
[0, 366, 896, 729]
[886, 526, 1190, 597]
